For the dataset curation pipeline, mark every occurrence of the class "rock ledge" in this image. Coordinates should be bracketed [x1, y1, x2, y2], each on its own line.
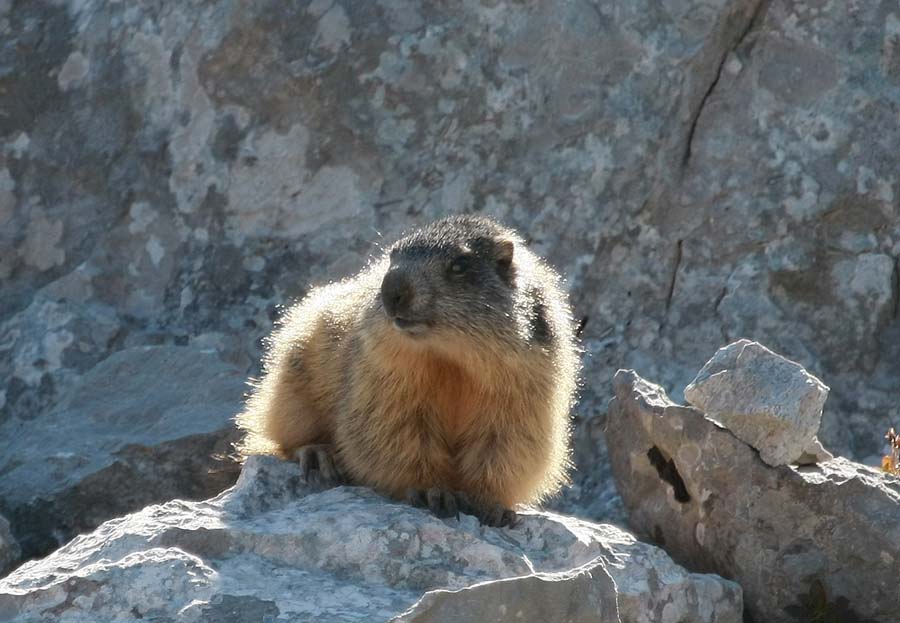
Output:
[0, 455, 742, 622]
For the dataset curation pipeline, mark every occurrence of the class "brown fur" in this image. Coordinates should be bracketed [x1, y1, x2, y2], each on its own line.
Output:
[236, 216, 580, 510]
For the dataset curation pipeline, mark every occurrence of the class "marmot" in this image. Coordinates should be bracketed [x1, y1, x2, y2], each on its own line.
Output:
[236, 215, 580, 526]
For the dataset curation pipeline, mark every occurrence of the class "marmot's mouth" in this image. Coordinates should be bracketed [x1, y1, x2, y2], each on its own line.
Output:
[393, 316, 429, 335]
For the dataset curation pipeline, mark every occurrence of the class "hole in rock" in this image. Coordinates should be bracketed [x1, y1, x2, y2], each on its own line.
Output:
[647, 446, 691, 503]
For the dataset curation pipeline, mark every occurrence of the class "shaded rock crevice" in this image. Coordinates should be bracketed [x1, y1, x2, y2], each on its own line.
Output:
[891, 255, 899, 321]
[681, 0, 771, 170]
[663, 239, 682, 313]
[712, 284, 731, 344]
[646, 446, 690, 503]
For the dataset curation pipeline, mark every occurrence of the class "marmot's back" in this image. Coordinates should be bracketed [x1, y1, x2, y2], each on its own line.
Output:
[236, 215, 580, 524]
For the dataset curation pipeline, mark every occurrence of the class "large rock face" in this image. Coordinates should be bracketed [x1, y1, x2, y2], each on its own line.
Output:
[2, 0, 899, 553]
[0, 345, 244, 563]
[0, 456, 743, 623]
[607, 370, 900, 623]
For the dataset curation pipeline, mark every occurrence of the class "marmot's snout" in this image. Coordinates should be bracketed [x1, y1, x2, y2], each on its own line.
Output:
[381, 268, 426, 332]
[381, 267, 413, 318]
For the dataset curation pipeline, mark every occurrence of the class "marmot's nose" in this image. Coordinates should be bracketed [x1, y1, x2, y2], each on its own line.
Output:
[381, 268, 415, 318]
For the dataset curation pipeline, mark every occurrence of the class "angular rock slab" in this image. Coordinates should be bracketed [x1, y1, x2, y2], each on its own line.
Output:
[0, 345, 243, 563]
[684, 339, 829, 466]
[608, 369, 900, 623]
[0, 456, 742, 623]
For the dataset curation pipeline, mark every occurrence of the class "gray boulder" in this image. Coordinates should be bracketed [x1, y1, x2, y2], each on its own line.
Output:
[0, 455, 743, 623]
[0, 345, 243, 564]
[607, 369, 900, 623]
[684, 339, 830, 466]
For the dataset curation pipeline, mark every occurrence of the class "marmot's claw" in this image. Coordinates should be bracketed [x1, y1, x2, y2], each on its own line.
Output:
[293, 444, 345, 487]
[404, 487, 425, 507]
[476, 504, 518, 528]
[404, 488, 515, 527]
[428, 488, 456, 518]
[405, 487, 472, 520]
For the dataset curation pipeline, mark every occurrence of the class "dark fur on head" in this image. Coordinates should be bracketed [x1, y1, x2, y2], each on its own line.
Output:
[379, 215, 554, 346]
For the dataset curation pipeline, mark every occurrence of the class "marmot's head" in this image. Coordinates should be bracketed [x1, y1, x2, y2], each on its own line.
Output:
[379, 215, 523, 341]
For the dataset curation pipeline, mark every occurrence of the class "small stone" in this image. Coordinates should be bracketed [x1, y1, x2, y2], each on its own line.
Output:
[684, 340, 829, 466]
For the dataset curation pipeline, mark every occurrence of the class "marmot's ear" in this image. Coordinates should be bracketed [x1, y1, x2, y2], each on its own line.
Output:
[496, 238, 514, 267]
[495, 238, 515, 283]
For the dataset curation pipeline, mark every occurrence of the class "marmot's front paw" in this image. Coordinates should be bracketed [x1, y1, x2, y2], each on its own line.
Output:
[404, 488, 517, 528]
[292, 444, 345, 487]
[405, 487, 472, 520]
[473, 502, 518, 528]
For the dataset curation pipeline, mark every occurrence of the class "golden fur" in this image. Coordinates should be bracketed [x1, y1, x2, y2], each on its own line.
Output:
[236, 218, 579, 510]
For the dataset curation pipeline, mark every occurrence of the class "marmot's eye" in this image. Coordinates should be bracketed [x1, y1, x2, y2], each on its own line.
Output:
[449, 256, 471, 275]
